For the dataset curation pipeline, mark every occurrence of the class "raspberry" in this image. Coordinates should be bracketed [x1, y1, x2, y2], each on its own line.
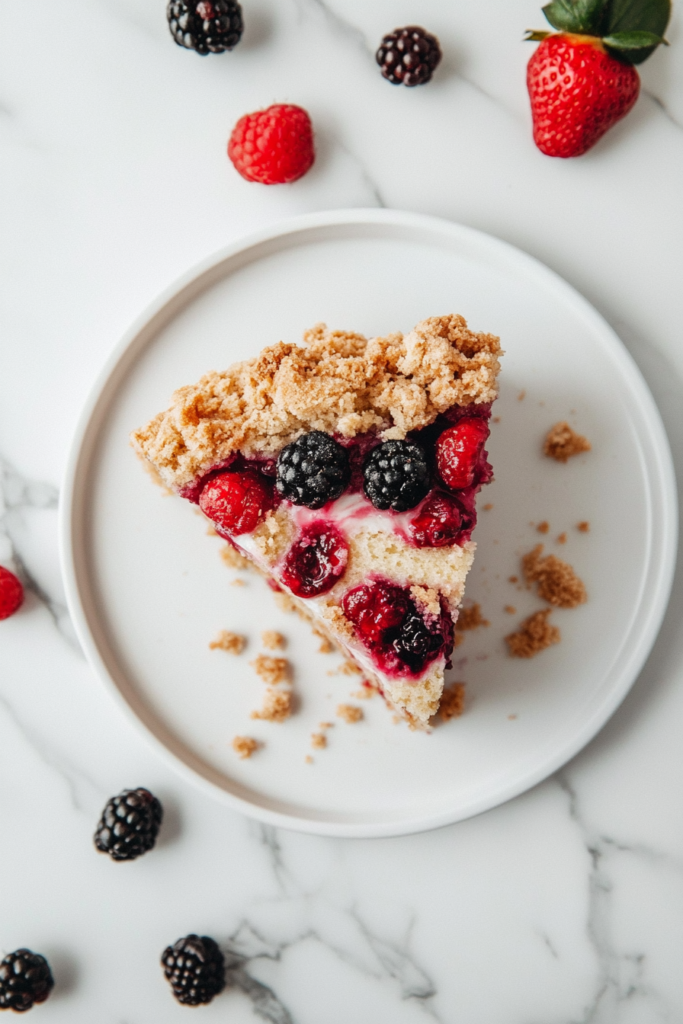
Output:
[276, 431, 350, 509]
[280, 523, 348, 598]
[161, 935, 225, 1006]
[0, 566, 24, 620]
[199, 470, 274, 536]
[409, 491, 474, 548]
[167, 0, 243, 55]
[228, 104, 315, 185]
[363, 440, 430, 512]
[436, 417, 489, 490]
[0, 950, 54, 1012]
[342, 580, 410, 643]
[375, 26, 442, 86]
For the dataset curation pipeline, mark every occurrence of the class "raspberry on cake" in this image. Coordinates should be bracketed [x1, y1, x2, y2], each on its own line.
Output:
[132, 315, 502, 728]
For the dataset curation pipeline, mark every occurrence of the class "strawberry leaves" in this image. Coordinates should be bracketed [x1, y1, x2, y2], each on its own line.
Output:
[542, 0, 607, 34]
[534, 0, 670, 63]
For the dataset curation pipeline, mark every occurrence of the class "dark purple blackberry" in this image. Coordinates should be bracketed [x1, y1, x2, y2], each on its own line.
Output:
[167, 0, 243, 55]
[0, 950, 54, 1013]
[94, 788, 163, 862]
[375, 26, 442, 86]
[363, 440, 430, 512]
[161, 935, 225, 1006]
[276, 431, 350, 509]
[392, 609, 445, 673]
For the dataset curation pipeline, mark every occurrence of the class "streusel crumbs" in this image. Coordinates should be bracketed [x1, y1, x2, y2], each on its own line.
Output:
[261, 630, 286, 651]
[457, 603, 490, 631]
[251, 655, 290, 685]
[337, 704, 363, 724]
[522, 545, 587, 608]
[251, 689, 292, 722]
[232, 736, 259, 759]
[506, 609, 560, 658]
[209, 630, 245, 655]
[544, 421, 591, 463]
[311, 732, 327, 750]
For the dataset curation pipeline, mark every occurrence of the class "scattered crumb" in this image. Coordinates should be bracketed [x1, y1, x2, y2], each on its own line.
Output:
[338, 659, 362, 676]
[351, 686, 375, 700]
[457, 602, 490, 631]
[536, 521, 549, 534]
[319, 721, 333, 729]
[392, 715, 402, 725]
[305, 755, 313, 764]
[483, 503, 493, 511]
[206, 524, 218, 537]
[506, 609, 561, 658]
[577, 521, 590, 533]
[493, 416, 501, 423]
[556, 532, 567, 544]
[518, 389, 526, 401]
[522, 545, 587, 608]
[312, 625, 334, 654]
[209, 630, 245, 655]
[508, 714, 518, 720]
[439, 683, 465, 721]
[509, 575, 518, 584]
[337, 704, 363, 724]
[261, 630, 286, 651]
[231, 578, 245, 587]
[504, 605, 516, 614]
[251, 688, 292, 722]
[274, 592, 297, 614]
[310, 732, 327, 751]
[220, 544, 249, 570]
[251, 655, 290, 685]
[232, 736, 259, 759]
[544, 421, 591, 463]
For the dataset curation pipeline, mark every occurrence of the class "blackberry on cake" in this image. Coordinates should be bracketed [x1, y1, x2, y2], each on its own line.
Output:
[94, 787, 163, 861]
[0, 950, 54, 1012]
[376, 26, 442, 86]
[167, 0, 243, 54]
[161, 935, 225, 1005]
[132, 316, 502, 727]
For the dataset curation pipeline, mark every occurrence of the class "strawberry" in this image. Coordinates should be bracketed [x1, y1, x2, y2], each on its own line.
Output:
[525, 0, 670, 157]
[228, 104, 315, 185]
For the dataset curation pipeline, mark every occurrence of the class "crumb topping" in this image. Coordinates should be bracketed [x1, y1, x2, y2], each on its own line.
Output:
[506, 609, 560, 658]
[457, 602, 489, 631]
[251, 654, 290, 685]
[132, 315, 502, 489]
[251, 688, 292, 722]
[337, 704, 363, 724]
[261, 630, 285, 651]
[439, 683, 465, 721]
[209, 630, 245, 654]
[311, 732, 327, 750]
[544, 421, 591, 463]
[232, 736, 258, 759]
[522, 545, 587, 608]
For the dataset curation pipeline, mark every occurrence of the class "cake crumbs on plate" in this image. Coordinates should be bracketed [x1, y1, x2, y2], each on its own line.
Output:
[273, 591, 297, 614]
[251, 654, 290, 685]
[312, 624, 334, 653]
[439, 683, 465, 722]
[522, 545, 587, 608]
[518, 389, 526, 401]
[230, 578, 245, 587]
[337, 704, 363, 724]
[311, 732, 327, 750]
[220, 543, 249, 570]
[305, 754, 314, 764]
[509, 575, 518, 584]
[351, 685, 376, 700]
[506, 609, 561, 658]
[508, 713, 518, 720]
[536, 521, 549, 534]
[251, 688, 292, 722]
[206, 523, 218, 537]
[556, 532, 567, 544]
[483, 502, 493, 511]
[577, 521, 590, 533]
[209, 630, 245, 655]
[319, 721, 333, 729]
[504, 605, 516, 614]
[232, 736, 259, 759]
[261, 630, 286, 651]
[457, 602, 489, 631]
[543, 421, 591, 463]
[337, 659, 362, 676]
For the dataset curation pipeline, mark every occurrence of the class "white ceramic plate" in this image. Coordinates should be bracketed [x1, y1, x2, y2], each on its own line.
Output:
[60, 209, 677, 838]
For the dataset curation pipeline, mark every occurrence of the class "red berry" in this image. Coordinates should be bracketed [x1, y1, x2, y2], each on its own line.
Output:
[342, 580, 410, 643]
[0, 566, 24, 620]
[280, 522, 348, 598]
[527, 34, 640, 158]
[409, 491, 474, 548]
[199, 469, 274, 536]
[436, 417, 489, 490]
[228, 104, 315, 185]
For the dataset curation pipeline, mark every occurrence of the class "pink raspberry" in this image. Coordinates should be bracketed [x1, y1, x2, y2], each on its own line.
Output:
[409, 491, 473, 548]
[228, 104, 315, 185]
[436, 417, 489, 490]
[199, 470, 274, 536]
[280, 523, 348, 598]
[0, 566, 24, 620]
[342, 580, 409, 643]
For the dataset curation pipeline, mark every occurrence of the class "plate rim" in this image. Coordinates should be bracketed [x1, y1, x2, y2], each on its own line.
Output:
[59, 207, 678, 838]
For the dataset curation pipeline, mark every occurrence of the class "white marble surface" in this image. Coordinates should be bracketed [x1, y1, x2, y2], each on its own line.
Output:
[1, 0, 683, 1019]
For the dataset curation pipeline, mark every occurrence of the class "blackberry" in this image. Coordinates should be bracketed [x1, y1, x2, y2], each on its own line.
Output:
[375, 26, 442, 86]
[94, 788, 163, 862]
[167, 0, 243, 55]
[161, 935, 225, 1006]
[363, 440, 430, 512]
[392, 609, 445, 673]
[0, 950, 54, 1013]
[276, 431, 350, 509]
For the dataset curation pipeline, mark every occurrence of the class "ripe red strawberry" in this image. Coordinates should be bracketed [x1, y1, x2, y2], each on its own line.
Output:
[525, 0, 670, 157]
[228, 104, 315, 184]
[0, 566, 24, 620]
[527, 35, 639, 157]
[199, 469, 274, 535]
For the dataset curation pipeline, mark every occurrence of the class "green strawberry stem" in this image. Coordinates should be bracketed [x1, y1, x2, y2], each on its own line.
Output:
[529, 0, 671, 63]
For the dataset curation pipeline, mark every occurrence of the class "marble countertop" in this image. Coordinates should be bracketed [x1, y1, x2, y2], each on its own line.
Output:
[2, 1, 683, 1020]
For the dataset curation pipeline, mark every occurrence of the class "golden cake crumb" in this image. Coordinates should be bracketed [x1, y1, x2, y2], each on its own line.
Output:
[206, 524, 218, 537]
[220, 544, 249, 570]
[483, 503, 493, 511]
[506, 609, 560, 658]
[493, 416, 501, 423]
[231, 578, 245, 587]
[251, 688, 292, 722]
[261, 630, 285, 651]
[522, 545, 587, 608]
[543, 421, 591, 463]
[556, 532, 567, 544]
[457, 602, 490, 631]
[311, 732, 327, 750]
[351, 686, 376, 700]
[439, 683, 466, 721]
[251, 655, 290, 685]
[209, 630, 245, 655]
[319, 721, 333, 729]
[577, 521, 590, 533]
[337, 704, 363, 724]
[504, 605, 516, 614]
[232, 736, 259, 759]
[518, 389, 526, 401]
[338, 660, 362, 676]
[509, 575, 518, 584]
[305, 755, 314, 764]
[536, 521, 549, 534]
[508, 714, 518, 720]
